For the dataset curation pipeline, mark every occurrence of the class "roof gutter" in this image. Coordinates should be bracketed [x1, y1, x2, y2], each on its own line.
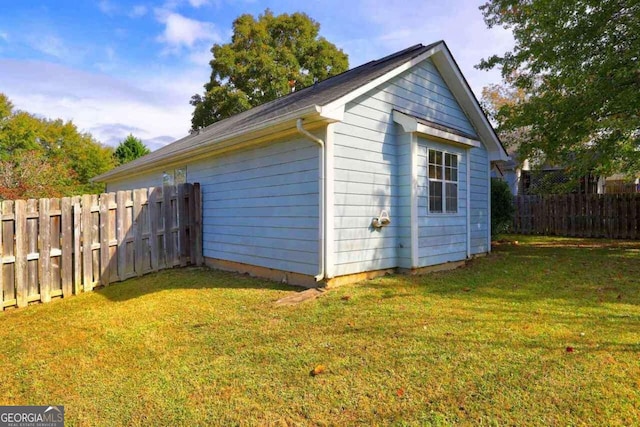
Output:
[296, 118, 325, 282]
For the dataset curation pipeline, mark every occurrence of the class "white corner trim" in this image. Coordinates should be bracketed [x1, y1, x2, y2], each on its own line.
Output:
[487, 157, 492, 253]
[324, 123, 336, 279]
[466, 149, 472, 258]
[410, 133, 419, 268]
[321, 44, 445, 113]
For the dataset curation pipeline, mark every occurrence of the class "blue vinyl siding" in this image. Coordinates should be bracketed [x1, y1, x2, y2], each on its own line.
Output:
[332, 107, 398, 276]
[333, 58, 477, 276]
[396, 132, 413, 269]
[469, 147, 490, 254]
[188, 136, 320, 276]
[106, 173, 164, 192]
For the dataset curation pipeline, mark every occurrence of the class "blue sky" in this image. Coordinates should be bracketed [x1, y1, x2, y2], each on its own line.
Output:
[0, 0, 513, 150]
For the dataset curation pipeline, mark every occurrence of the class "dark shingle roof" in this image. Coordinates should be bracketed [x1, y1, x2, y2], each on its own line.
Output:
[95, 41, 443, 181]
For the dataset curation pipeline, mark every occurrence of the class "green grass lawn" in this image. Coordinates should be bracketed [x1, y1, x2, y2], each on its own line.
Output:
[1, 235, 639, 426]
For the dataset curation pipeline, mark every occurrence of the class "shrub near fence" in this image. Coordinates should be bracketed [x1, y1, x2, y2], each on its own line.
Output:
[0, 183, 202, 310]
[513, 194, 640, 239]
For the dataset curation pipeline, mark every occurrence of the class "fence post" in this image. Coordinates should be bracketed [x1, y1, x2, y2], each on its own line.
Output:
[61, 197, 73, 297]
[82, 194, 93, 292]
[15, 201, 28, 307]
[38, 198, 51, 303]
[99, 194, 110, 286]
[163, 186, 175, 267]
[156, 187, 166, 270]
[148, 188, 159, 272]
[116, 191, 127, 281]
[194, 183, 203, 266]
[72, 198, 82, 294]
[178, 184, 188, 267]
[133, 189, 145, 276]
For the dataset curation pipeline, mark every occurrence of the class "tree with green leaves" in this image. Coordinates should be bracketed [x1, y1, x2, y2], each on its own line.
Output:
[0, 93, 116, 198]
[114, 134, 151, 165]
[190, 9, 349, 131]
[479, 0, 640, 179]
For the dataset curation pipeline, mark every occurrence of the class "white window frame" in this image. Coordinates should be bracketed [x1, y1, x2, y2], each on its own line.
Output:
[428, 148, 459, 214]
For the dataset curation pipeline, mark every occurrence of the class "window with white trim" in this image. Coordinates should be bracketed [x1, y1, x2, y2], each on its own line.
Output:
[428, 149, 458, 213]
[163, 167, 187, 186]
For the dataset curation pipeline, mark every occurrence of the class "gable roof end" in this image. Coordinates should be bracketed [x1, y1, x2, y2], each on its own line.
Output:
[427, 43, 508, 161]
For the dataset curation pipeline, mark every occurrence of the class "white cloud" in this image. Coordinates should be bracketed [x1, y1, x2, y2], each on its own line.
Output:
[156, 11, 220, 49]
[0, 59, 205, 148]
[188, 0, 210, 7]
[341, 0, 513, 96]
[129, 5, 148, 18]
[0, 31, 8, 41]
[27, 34, 73, 60]
[98, 0, 117, 15]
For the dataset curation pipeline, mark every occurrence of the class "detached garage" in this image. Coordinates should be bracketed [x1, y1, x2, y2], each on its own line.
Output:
[94, 41, 508, 287]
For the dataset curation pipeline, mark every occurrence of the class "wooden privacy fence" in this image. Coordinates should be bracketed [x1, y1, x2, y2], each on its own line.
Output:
[513, 194, 640, 239]
[1, 183, 202, 310]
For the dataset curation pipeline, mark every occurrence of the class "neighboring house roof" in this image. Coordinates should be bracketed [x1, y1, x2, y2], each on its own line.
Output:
[95, 41, 508, 183]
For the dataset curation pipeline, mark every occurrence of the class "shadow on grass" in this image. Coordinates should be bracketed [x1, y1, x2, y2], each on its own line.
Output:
[95, 236, 640, 307]
[94, 266, 301, 303]
[365, 237, 640, 307]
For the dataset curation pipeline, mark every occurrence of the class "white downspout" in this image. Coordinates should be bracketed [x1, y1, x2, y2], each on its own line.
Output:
[466, 149, 471, 258]
[296, 119, 325, 282]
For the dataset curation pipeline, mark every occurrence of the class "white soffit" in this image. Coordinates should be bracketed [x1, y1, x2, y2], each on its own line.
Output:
[392, 110, 481, 148]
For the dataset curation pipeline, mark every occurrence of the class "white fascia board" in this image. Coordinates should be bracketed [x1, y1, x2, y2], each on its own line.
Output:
[319, 44, 445, 113]
[416, 122, 481, 148]
[392, 110, 480, 148]
[429, 48, 509, 162]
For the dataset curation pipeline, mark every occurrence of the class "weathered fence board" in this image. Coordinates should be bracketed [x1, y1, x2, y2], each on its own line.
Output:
[61, 197, 73, 298]
[15, 200, 27, 307]
[0, 184, 202, 310]
[513, 194, 640, 239]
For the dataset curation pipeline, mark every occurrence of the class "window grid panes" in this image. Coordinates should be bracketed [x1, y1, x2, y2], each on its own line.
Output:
[428, 149, 458, 214]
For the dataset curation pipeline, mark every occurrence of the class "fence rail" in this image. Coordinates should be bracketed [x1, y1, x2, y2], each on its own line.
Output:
[1, 183, 202, 310]
[513, 194, 640, 239]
